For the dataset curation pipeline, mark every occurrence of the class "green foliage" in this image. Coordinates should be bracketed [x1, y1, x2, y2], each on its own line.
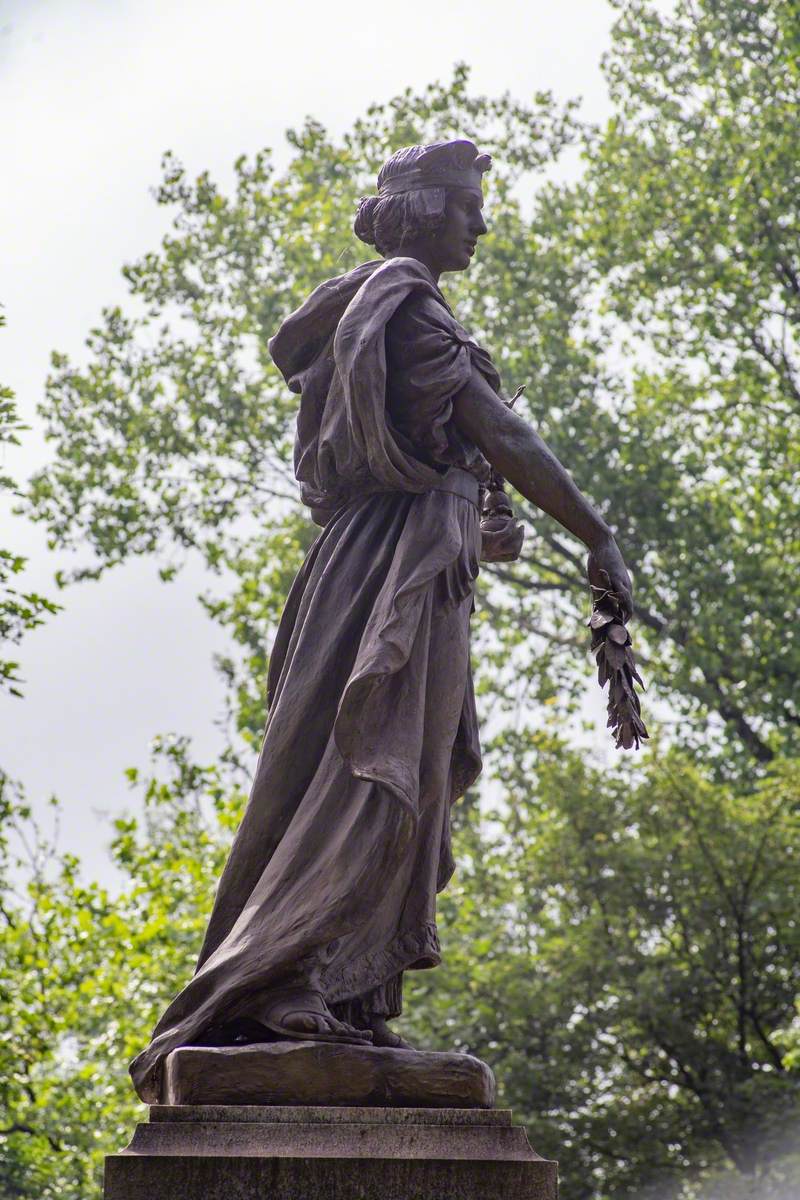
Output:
[405, 745, 800, 1199]
[0, 313, 58, 698]
[0, 741, 246, 1198]
[27, 68, 592, 726]
[3, 743, 798, 1199]
[5, 8, 800, 1198]
[28, 35, 800, 765]
[28, 68, 574, 580]
[579, 0, 800, 766]
[779, 1003, 800, 1073]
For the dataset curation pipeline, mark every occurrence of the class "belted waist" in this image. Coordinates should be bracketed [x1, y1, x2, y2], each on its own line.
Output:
[358, 467, 479, 507]
[313, 468, 481, 526]
[424, 467, 481, 507]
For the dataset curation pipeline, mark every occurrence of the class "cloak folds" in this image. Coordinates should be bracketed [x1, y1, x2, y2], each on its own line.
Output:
[130, 257, 500, 1104]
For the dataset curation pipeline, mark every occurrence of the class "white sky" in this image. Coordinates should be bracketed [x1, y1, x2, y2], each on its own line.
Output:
[1, 0, 624, 886]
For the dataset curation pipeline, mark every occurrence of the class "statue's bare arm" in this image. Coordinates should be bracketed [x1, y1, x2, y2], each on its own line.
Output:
[453, 367, 634, 618]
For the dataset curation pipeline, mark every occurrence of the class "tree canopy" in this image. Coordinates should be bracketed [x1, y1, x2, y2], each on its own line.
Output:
[3, 2, 799, 1197]
[0, 314, 58, 700]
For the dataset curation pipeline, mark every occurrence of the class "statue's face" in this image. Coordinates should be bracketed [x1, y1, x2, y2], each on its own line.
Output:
[433, 186, 487, 273]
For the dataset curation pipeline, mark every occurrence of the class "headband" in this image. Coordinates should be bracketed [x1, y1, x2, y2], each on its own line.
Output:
[378, 169, 485, 197]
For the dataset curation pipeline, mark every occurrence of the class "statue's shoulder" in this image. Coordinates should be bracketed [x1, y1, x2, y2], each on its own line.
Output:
[350, 258, 449, 329]
[373, 255, 437, 284]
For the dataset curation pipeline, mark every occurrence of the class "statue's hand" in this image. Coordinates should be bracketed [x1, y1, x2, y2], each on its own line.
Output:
[587, 535, 634, 621]
[480, 517, 525, 563]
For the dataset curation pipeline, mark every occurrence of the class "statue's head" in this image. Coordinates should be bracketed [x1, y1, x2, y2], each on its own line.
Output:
[354, 139, 491, 274]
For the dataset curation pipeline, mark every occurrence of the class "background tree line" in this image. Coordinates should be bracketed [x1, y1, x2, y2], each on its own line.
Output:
[2, 1, 799, 1196]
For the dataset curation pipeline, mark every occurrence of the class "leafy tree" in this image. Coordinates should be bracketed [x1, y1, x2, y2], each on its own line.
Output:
[26, 67, 587, 735]
[3, 740, 798, 1199]
[0, 739, 246, 1199]
[404, 743, 800, 1199]
[579, 0, 800, 766]
[27, 25, 800, 768]
[0, 314, 58, 698]
[5, 5, 800, 1196]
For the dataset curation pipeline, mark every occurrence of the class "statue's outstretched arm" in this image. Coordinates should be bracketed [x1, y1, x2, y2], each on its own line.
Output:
[453, 367, 634, 618]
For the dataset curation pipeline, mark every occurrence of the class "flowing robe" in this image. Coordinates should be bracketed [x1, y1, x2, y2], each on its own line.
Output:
[130, 256, 505, 1103]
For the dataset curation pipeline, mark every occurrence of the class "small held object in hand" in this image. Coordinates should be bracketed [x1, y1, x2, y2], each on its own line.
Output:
[589, 569, 649, 750]
[479, 478, 525, 561]
[478, 384, 527, 562]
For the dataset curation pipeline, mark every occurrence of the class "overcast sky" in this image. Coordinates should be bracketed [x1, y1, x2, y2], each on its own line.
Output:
[1, 0, 631, 886]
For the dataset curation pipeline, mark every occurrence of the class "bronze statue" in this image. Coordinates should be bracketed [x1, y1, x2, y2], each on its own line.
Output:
[130, 139, 633, 1104]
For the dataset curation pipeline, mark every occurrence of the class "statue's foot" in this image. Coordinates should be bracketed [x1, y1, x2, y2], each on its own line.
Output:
[366, 1014, 416, 1051]
[254, 986, 373, 1046]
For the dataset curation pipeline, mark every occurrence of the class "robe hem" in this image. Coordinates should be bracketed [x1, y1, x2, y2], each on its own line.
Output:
[321, 919, 441, 1005]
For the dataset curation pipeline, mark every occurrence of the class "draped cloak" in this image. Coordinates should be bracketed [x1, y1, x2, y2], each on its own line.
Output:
[130, 256, 505, 1104]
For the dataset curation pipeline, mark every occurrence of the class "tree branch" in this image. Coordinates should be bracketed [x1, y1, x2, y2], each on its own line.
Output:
[0, 1123, 63, 1153]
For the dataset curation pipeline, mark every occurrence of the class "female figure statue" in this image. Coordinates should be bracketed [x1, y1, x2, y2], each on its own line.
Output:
[131, 139, 633, 1103]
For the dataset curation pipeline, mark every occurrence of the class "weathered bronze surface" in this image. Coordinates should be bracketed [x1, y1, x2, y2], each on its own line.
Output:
[129, 139, 634, 1110]
[161, 1042, 496, 1108]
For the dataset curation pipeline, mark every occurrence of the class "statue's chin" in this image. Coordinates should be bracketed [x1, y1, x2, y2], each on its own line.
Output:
[448, 252, 472, 274]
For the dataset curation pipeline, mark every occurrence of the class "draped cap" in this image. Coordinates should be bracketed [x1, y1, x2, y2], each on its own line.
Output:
[377, 139, 491, 197]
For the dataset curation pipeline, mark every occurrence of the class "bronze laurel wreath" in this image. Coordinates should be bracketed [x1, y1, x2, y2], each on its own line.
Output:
[589, 571, 649, 750]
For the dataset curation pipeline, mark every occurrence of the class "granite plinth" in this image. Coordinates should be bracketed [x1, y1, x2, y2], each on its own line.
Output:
[161, 1040, 497, 1108]
[104, 1103, 558, 1199]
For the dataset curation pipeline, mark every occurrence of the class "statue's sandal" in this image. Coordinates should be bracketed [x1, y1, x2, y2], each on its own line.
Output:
[256, 987, 373, 1046]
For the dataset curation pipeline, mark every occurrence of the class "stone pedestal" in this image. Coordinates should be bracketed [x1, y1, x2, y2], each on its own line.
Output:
[104, 1103, 558, 1199]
